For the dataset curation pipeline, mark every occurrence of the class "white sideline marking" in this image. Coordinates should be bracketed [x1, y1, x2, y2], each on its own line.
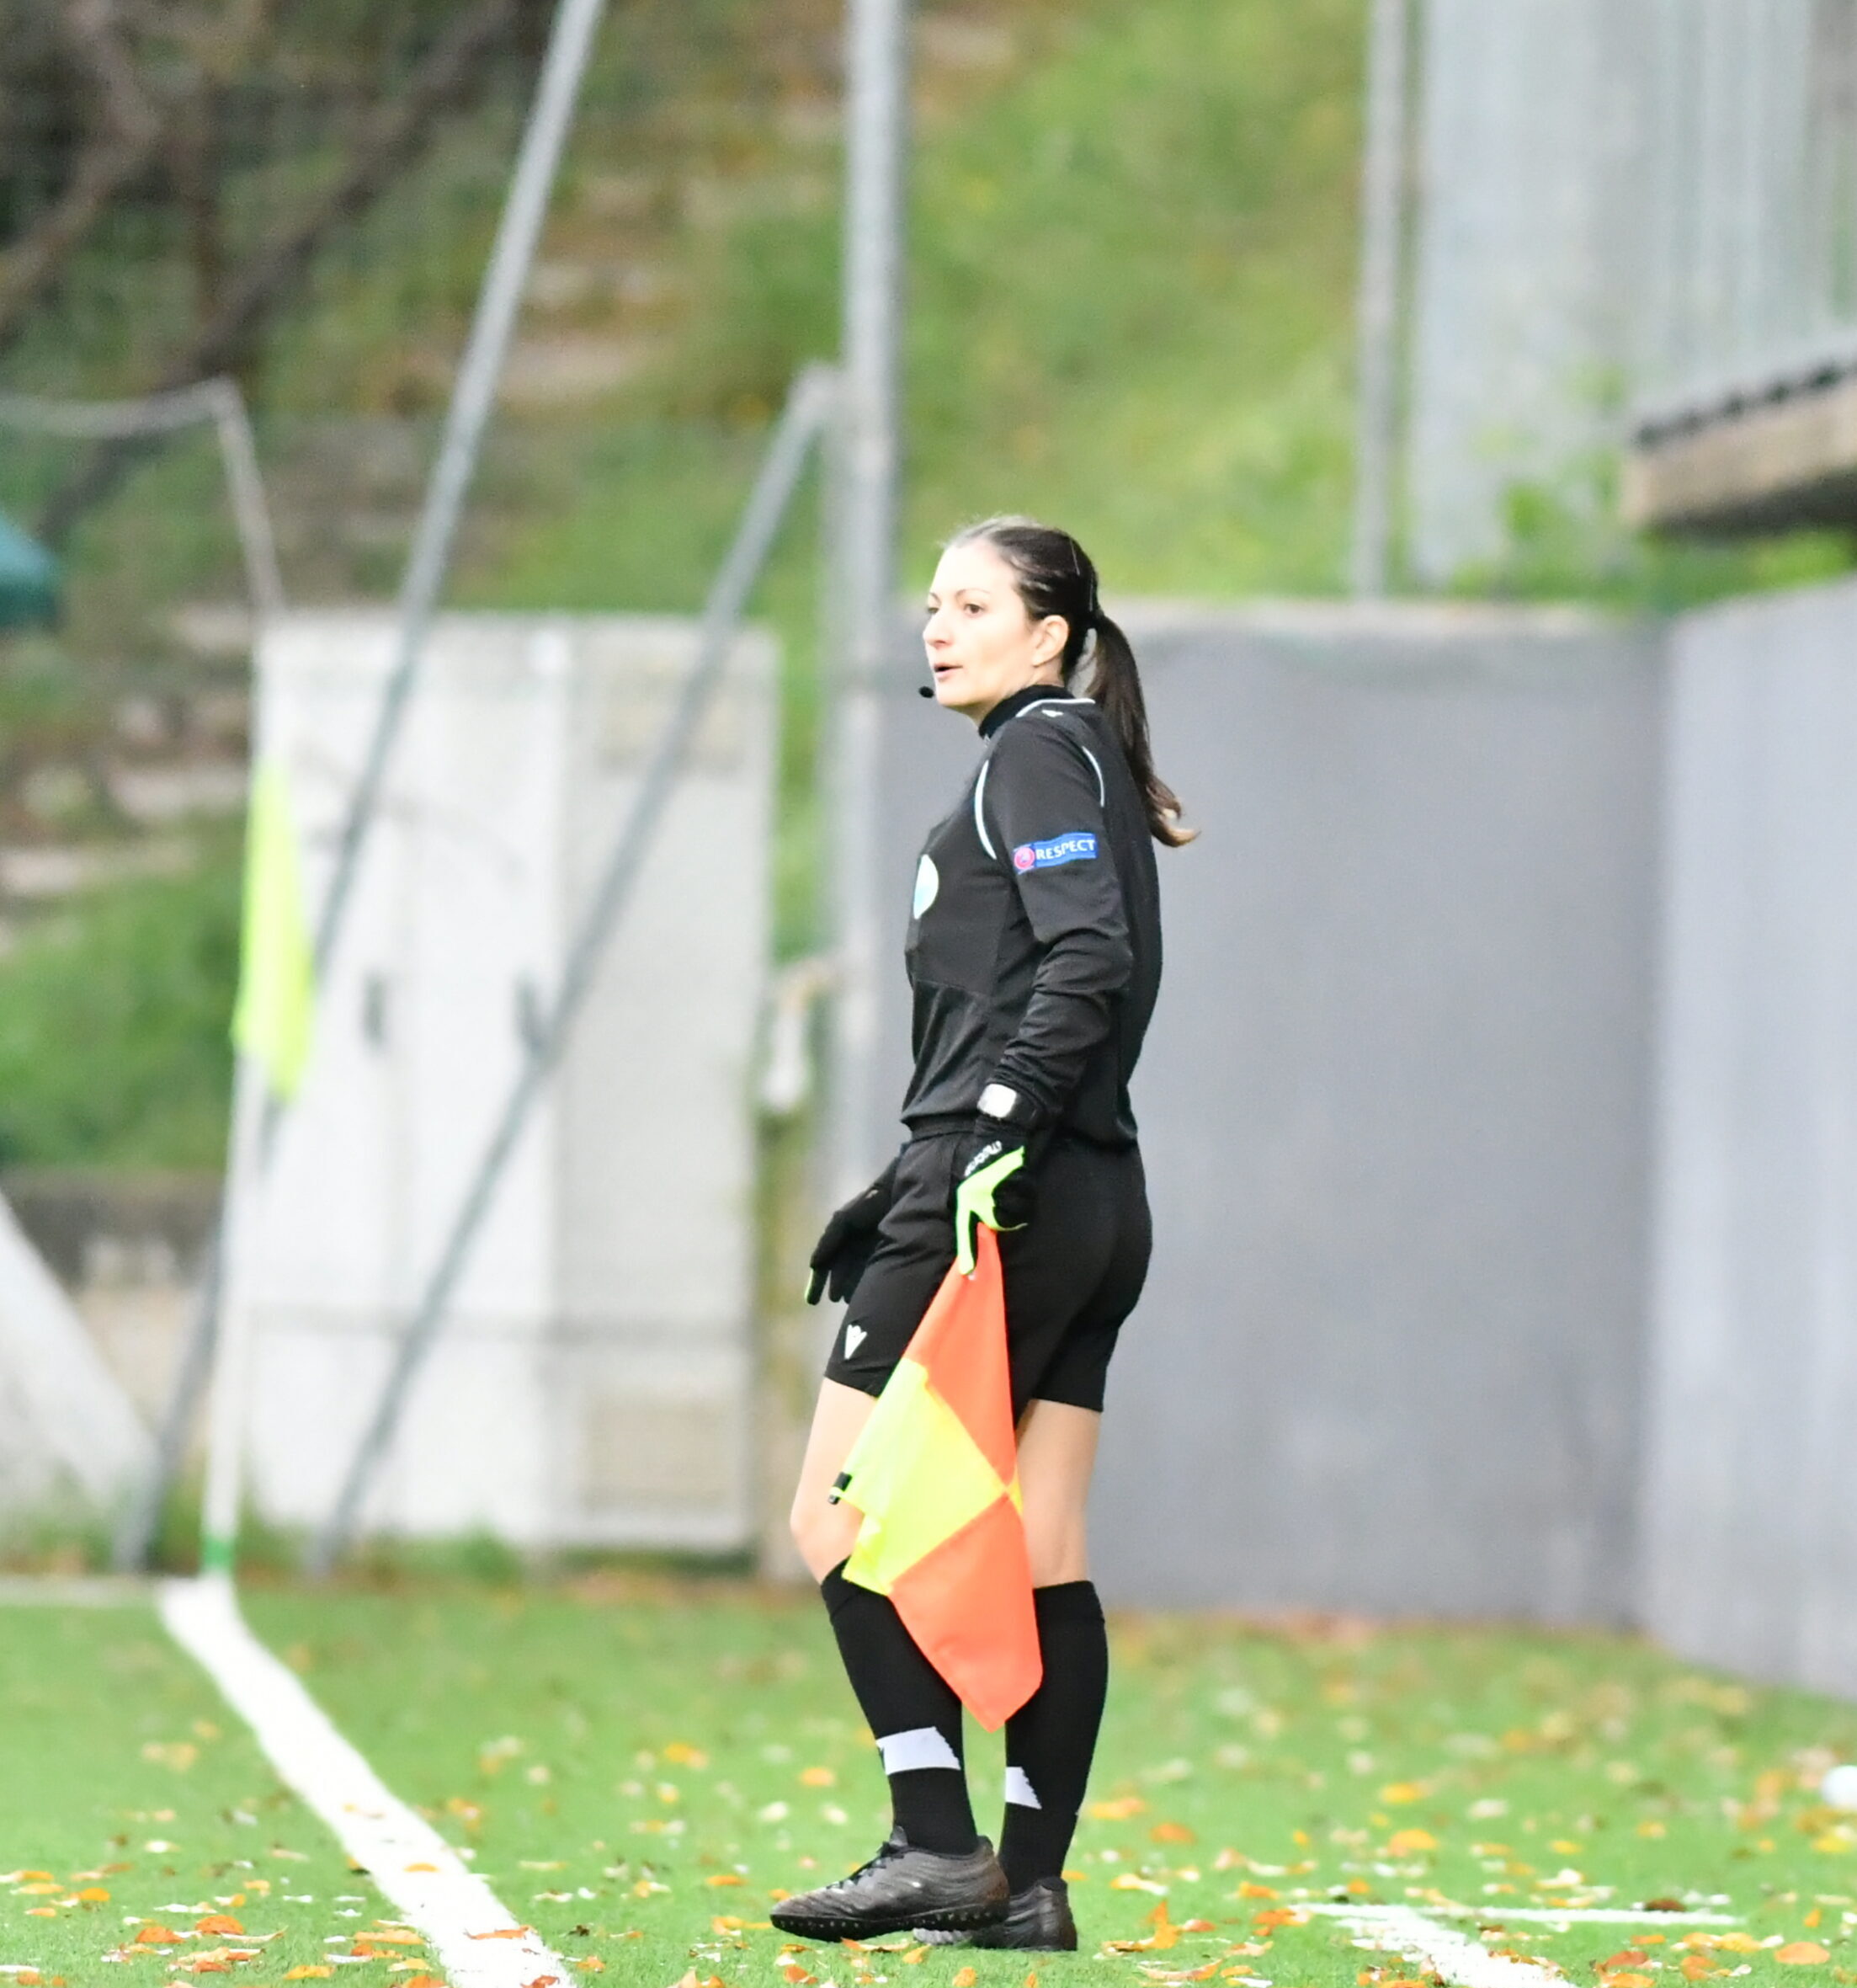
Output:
[1304, 1903, 1741, 1928]
[1314, 1906, 1580, 1988]
[1304, 1904, 1743, 1988]
[159, 1577, 571, 1988]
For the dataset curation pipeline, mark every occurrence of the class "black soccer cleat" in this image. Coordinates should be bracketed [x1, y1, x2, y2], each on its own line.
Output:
[916, 1875, 1078, 1951]
[769, 1830, 1009, 1942]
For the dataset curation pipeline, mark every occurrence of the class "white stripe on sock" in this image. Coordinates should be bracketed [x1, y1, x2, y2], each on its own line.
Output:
[876, 1725, 961, 1774]
[1004, 1765, 1041, 1809]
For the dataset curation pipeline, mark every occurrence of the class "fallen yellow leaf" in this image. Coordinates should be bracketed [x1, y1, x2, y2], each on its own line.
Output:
[704, 1873, 746, 1887]
[1386, 1830, 1435, 1855]
[799, 1767, 836, 1788]
[1089, 1796, 1147, 1820]
[1379, 1783, 1423, 1804]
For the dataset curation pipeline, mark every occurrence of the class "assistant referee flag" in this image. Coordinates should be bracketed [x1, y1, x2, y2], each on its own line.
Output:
[231, 757, 316, 1100]
[837, 1226, 1041, 1730]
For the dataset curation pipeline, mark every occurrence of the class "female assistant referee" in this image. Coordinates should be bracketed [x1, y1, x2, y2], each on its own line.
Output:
[773, 517, 1193, 1952]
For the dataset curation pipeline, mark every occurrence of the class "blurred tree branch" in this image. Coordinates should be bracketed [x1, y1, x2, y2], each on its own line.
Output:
[0, 0, 164, 353]
[36, 0, 534, 548]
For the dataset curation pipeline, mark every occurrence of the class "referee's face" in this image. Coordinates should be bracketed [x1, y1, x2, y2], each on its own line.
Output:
[923, 540, 1069, 725]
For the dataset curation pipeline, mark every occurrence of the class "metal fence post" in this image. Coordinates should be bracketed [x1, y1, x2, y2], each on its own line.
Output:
[827, 0, 911, 1207]
[1349, 0, 1413, 600]
[112, 0, 613, 1574]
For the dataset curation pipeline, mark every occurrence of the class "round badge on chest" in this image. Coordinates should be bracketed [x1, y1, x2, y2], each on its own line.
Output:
[912, 853, 940, 919]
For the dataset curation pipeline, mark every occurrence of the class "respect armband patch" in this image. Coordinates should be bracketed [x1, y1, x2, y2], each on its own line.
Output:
[1012, 831, 1098, 871]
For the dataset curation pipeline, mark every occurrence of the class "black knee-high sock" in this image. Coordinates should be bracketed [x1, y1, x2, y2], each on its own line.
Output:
[998, 1580, 1109, 1892]
[820, 1562, 978, 1854]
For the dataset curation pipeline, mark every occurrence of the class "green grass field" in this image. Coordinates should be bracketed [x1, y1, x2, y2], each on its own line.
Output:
[9, 1581, 1857, 1988]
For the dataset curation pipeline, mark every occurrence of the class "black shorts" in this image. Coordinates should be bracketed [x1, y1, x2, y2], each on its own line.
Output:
[824, 1131, 1151, 1419]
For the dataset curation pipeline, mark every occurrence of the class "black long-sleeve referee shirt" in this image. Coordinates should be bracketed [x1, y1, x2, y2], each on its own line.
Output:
[899, 683, 1163, 1148]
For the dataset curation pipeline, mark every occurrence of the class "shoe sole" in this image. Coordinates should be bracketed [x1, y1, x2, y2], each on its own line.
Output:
[770, 1900, 1008, 1943]
[916, 1929, 1079, 1952]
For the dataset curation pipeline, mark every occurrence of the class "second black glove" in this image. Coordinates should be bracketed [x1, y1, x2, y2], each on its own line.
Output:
[805, 1154, 901, 1306]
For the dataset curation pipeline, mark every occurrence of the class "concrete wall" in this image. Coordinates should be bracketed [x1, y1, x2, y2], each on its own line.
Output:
[1643, 575, 1857, 1694]
[864, 602, 1664, 1620]
[232, 612, 773, 1553]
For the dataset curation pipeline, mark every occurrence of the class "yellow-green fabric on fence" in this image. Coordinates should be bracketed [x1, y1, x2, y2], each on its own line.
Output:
[231, 757, 316, 1099]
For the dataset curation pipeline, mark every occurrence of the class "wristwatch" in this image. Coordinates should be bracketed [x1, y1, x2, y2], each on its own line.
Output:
[976, 1082, 1026, 1125]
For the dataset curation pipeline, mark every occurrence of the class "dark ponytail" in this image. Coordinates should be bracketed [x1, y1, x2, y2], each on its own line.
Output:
[949, 515, 1195, 847]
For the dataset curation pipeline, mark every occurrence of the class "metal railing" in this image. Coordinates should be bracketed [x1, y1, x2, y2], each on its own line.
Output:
[1635, 0, 1857, 437]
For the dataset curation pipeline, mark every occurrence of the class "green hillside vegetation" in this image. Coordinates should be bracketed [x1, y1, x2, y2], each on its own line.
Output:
[0, 0, 1373, 1167]
[3, 0, 1845, 1168]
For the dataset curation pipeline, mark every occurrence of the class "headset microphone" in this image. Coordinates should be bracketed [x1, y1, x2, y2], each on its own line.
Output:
[918, 685, 934, 698]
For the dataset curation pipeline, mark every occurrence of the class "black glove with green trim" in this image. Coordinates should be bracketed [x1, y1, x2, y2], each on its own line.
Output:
[952, 1089, 1044, 1275]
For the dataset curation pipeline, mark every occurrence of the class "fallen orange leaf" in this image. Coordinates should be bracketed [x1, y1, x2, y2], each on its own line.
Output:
[1089, 1796, 1147, 1820]
[953, 1972, 978, 1988]
[1680, 1959, 1723, 1981]
[402, 1977, 443, 1988]
[404, 1863, 439, 1874]
[1237, 1881, 1278, 1900]
[196, 1916, 245, 1937]
[136, 1925, 186, 1946]
[1152, 1822, 1195, 1845]
[469, 1928, 535, 1942]
[74, 1886, 110, 1903]
[1253, 1909, 1301, 1931]
[573, 1961, 605, 1975]
[705, 1874, 746, 1887]
[799, 1767, 836, 1788]
[1777, 1947, 1832, 1968]
[1604, 1953, 1651, 1970]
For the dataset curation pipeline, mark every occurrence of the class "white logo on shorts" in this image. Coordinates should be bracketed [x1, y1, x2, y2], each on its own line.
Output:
[844, 1324, 867, 1356]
